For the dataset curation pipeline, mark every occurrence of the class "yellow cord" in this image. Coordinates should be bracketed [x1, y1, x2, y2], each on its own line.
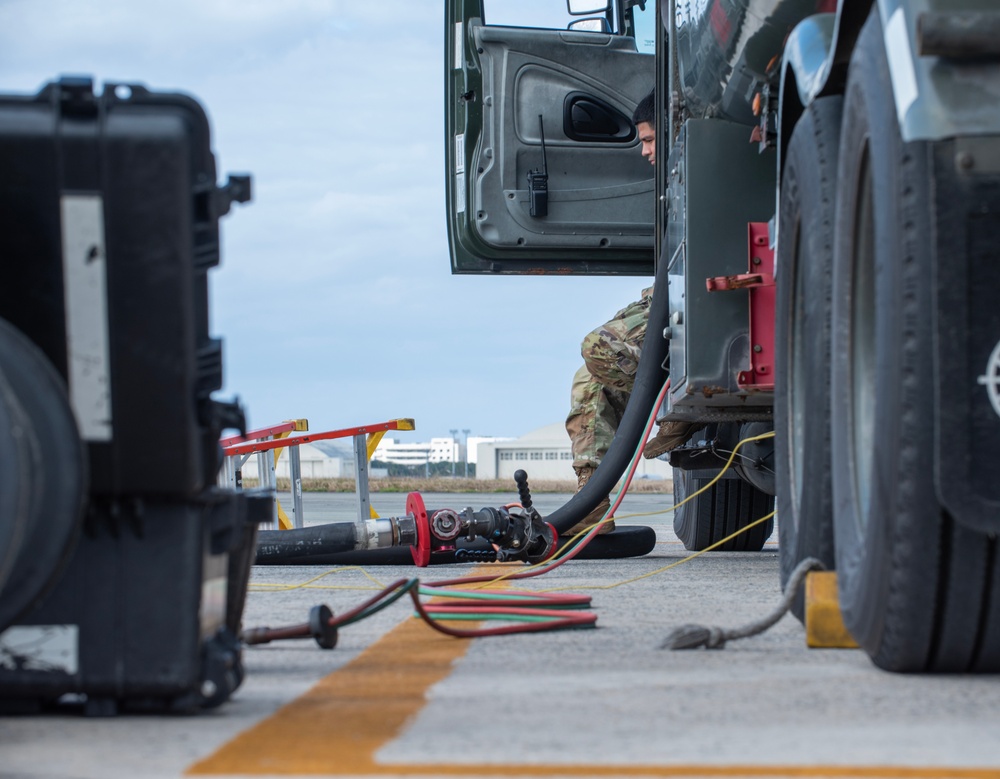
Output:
[615, 430, 776, 521]
[249, 565, 387, 592]
[539, 511, 776, 592]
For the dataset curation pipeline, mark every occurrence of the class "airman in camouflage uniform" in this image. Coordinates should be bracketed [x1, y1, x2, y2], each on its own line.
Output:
[566, 287, 653, 470]
[562, 90, 696, 537]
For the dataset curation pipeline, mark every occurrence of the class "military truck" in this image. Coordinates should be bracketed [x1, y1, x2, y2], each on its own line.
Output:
[444, 0, 1000, 672]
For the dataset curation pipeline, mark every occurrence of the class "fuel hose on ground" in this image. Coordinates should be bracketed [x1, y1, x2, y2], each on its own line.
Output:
[545, 252, 671, 536]
[254, 476, 559, 567]
[255, 522, 360, 562]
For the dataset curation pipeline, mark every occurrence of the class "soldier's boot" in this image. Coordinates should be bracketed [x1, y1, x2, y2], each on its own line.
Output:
[563, 464, 615, 537]
[643, 420, 699, 460]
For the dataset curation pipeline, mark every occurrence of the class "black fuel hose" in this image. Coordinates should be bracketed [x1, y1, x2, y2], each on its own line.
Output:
[546, 254, 671, 535]
[255, 522, 358, 563]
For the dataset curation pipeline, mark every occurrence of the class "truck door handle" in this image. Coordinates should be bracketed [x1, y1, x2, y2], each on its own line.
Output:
[562, 92, 635, 143]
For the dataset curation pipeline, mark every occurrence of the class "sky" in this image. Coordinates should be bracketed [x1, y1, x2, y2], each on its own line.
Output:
[0, 0, 648, 445]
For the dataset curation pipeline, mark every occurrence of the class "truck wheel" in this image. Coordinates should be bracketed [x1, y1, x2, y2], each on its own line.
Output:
[774, 96, 842, 619]
[830, 10, 1000, 672]
[673, 468, 774, 552]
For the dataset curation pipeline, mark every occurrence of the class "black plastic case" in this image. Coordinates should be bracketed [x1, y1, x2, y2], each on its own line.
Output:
[0, 492, 267, 714]
[0, 77, 265, 714]
[0, 76, 249, 497]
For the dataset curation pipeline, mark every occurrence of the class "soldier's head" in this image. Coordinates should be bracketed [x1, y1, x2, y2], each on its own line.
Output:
[632, 90, 656, 166]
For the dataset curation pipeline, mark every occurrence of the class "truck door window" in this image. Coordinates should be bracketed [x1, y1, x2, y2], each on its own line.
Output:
[630, 1, 656, 54]
[483, 1, 618, 34]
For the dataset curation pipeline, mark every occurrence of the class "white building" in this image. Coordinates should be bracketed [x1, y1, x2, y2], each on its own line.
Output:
[476, 423, 675, 482]
[466, 436, 511, 464]
[234, 442, 356, 480]
[372, 437, 457, 466]
[372, 435, 512, 468]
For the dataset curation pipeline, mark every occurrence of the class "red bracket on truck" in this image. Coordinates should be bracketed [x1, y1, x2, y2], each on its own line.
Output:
[705, 222, 775, 391]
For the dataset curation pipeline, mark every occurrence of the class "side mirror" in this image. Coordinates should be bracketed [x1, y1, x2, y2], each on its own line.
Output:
[569, 17, 611, 33]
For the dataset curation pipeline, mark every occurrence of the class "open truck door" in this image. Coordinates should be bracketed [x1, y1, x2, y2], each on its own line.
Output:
[446, 1, 778, 555]
[446, 0, 657, 275]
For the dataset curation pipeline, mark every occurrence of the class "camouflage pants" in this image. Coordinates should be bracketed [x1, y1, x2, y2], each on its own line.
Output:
[565, 289, 652, 469]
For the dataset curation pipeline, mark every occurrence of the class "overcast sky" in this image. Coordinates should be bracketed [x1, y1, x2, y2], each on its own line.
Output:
[0, 0, 648, 446]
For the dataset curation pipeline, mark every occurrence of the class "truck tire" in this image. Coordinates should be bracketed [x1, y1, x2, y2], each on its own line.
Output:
[774, 96, 842, 619]
[830, 10, 1000, 672]
[673, 468, 774, 552]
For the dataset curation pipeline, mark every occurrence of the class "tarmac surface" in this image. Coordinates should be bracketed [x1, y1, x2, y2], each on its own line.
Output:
[2, 488, 1000, 779]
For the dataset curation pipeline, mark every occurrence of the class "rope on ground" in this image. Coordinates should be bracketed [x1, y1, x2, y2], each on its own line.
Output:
[661, 557, 826, 650]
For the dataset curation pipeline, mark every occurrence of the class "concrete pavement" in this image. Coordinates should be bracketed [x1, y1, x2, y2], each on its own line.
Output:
[2, 491, 999, 779]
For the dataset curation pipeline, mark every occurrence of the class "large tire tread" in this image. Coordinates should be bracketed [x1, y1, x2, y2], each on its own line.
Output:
[831, 9, 1000, 672]
[926, 516, 1000, 672]
[774, 95, 841, 619]
[673, 469, 774, 552]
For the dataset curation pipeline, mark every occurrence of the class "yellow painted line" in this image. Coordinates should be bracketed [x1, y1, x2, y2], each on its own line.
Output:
[188, 585, 997, 779]
[187, 613, 468, 775]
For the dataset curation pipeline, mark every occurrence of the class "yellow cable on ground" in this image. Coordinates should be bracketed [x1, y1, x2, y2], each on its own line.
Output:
[539, 512, 776, 593]
[249, 566, 387, 593]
